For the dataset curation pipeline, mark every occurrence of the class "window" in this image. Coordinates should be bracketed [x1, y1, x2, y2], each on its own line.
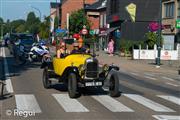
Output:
[164, 2, 175, 18]
[178, 0, 180, 18]
[110, 0, 118, 14]
[103, 14, 106, 27]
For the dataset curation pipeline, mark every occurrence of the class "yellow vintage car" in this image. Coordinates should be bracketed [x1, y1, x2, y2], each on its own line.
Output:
[41, 42, 120, 98]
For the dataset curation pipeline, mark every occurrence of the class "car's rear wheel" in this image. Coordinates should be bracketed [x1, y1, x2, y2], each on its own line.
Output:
[43, 67, 51, 89]
[68, 73, 79, 98]
[109, 73, 120, 97]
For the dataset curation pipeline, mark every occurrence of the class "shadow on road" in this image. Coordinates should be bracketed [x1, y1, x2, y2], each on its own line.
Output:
[118, 71, 180, 97]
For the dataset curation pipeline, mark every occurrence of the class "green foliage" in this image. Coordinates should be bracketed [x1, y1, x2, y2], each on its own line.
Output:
[69, 9, 91, 35]
[54, 16, 59, 30]
[2, 12, 50, 39]
[25, 12, 40, 34]
[119, 39, 142, 53]
[39, 16, 50, 39]
[15, 24, 25, 33]
[10, 19, 26, 33]
[0, 17, 3, 23]
[145, 32, 163, 49]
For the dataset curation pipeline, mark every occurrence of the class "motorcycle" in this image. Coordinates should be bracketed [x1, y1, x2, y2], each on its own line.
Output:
[28, 41, 49, 62]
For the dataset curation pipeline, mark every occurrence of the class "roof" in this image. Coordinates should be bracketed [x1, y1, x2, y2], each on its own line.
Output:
[50, 2, 61, 8]
[85, 0, 107, 10]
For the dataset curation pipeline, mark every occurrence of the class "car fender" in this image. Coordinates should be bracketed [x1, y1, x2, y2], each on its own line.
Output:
[61, 67, 79, 82]
[103, 69, 119, 88]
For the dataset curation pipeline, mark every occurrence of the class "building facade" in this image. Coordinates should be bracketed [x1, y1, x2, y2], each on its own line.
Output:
[50, 2, 61, 42]
[61, 0, 96, 29]
[106, 0, 161, 51]
[162, 0, 180, 50]
[85, 0, 107, 49]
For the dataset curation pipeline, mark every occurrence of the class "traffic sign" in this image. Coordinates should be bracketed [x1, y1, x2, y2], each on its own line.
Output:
[82, 28, 88, 35]
[176, 20, 180, 29]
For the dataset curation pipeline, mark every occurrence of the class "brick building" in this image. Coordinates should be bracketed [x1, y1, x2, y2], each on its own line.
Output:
[61, 0, 96, 29]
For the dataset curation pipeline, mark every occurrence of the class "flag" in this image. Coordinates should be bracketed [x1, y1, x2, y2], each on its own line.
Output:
[126, 3, 136, 22]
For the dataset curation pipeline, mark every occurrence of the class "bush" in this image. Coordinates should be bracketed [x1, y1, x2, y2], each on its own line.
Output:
[119, 39, 142, 53]
[145, 32, 163, 49]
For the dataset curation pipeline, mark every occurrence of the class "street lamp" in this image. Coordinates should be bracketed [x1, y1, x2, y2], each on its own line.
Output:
[30, 5, 42, 21]
[156, 0, 162, 67]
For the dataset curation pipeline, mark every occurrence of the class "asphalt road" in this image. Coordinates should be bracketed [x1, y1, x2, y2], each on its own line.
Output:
[0, 46, 180, 120]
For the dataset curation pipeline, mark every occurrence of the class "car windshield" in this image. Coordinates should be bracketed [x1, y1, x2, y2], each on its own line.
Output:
[20, 39, 34, 45]
[18, 35, 34, 45]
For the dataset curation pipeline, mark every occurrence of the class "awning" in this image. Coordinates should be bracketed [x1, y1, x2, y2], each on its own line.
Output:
[99, 27, 119, 36]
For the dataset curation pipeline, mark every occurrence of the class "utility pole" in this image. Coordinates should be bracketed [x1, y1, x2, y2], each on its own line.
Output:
[156, 0, 162, 67]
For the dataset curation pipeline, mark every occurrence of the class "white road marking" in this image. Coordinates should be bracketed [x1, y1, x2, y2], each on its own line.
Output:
[130, 72, 138, 76]
[166, 82, 179, 87]
[92, 95, 134, 112]
[123, 94, 175, 112]
[52, 94, 89, 112]
[144, 76, 157, 80]
[162, 77, 175, 82]
[152, 115, 180, 120]
[15, 94, 42, 113]
[2, 47, 14, 93]
[144, 73, 154, 77]
[157, 95, 180, 105]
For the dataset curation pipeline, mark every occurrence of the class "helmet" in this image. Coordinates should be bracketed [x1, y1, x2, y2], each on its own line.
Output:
[39, 40, 46, 46]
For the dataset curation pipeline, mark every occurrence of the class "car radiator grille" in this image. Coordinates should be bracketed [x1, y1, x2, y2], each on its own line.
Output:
[86, 62, 98, 78]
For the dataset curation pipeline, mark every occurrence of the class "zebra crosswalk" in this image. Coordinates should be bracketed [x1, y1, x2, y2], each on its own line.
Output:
[52, 94, 89, 112]
[12, 93, 180, 119]
[123, 94, 175, 112]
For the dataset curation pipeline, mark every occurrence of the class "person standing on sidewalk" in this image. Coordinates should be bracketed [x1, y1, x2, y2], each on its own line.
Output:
[108, 38, 114, 56]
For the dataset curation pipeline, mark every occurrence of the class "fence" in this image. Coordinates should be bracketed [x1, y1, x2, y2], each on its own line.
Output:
[133, 44, 180, 60]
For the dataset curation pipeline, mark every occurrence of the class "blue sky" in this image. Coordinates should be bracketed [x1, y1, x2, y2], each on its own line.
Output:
[0, 0, 59, 22]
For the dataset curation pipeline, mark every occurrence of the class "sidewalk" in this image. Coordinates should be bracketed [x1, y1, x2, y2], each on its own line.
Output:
[49, 46, 179, 75]
[96, 51, 180, 75]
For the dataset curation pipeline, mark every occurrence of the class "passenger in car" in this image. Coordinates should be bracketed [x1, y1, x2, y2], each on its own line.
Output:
[71, 42, 80, 54]
[57, 42, 66, 58]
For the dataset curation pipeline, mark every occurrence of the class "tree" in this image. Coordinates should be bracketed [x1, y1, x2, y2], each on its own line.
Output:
[25, 12, 40, 34]
[0, 17, 3, 24]
[10, 19, 25, 33]
[54, 16, 59, 30]
[69, 9, 91, 35]
[39, 16, 50, 39]
[15, 24, 25, 33]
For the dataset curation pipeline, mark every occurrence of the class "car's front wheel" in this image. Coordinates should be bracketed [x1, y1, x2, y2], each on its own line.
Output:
[109, 73, 120, 97]
[68, 73, 79, 98]
[42, 68, 51, 89]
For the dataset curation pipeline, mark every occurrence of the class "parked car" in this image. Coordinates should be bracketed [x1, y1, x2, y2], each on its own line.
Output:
[8, 33, 19, 55]
[8, 33, 35, 61]
[15, 34, 35, 61]
[41, 41, 120, 98]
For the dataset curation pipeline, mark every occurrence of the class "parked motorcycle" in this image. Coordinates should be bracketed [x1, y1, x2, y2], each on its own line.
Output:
[28, 41, 49, 62]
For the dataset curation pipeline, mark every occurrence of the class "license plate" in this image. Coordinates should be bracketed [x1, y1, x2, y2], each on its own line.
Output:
[85, 82, 102, 87]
